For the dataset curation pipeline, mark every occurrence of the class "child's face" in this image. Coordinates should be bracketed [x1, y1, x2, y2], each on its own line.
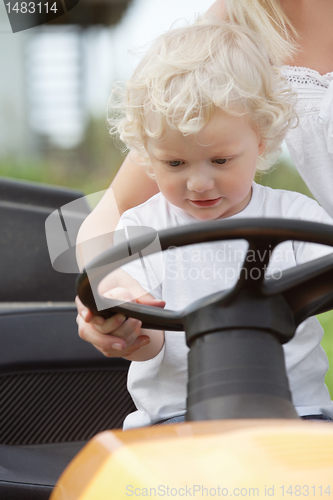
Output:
[145, 108, 265, 220]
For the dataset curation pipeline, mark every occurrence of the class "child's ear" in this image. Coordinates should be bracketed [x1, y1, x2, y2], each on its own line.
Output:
[258, 140, 266, 156]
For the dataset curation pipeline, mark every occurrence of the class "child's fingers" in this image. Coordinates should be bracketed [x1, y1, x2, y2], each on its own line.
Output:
[75, 296, 94, 323]
[77, 313, 125, 350]
[136, 292, 166, 309]
[103, 286, 135, 302]
[77, 308, 143, 345]
[99, 269, 152, 303]
[76, 287, 133, 328]
[77, 312, 149, 357]
[75, 303, 129, 335]
[121, 335, 151, 356]
[89, 313, 129, 334]
[106, 316, 143, 345]
[108, 334, 151, 356]
[76, 288, 161, 356]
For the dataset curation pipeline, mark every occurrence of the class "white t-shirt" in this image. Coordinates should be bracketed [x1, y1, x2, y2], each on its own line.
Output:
[116, 183, 333, 429]
[280, 66, 333, 219]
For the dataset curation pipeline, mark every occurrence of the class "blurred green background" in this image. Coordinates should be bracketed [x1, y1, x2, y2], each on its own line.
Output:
[1, 122, 332, 398]
[257, 157, 333, 397]
[0, 118, 121, 195]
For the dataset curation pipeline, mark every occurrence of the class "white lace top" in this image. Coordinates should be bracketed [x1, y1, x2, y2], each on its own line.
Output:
[280, 66, 333, 219]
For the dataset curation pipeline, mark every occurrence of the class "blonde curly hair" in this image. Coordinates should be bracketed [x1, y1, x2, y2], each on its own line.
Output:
[109, 17, 297, 174]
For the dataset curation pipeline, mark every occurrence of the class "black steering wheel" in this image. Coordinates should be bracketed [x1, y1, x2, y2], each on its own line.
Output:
[77, 218, 333, 421]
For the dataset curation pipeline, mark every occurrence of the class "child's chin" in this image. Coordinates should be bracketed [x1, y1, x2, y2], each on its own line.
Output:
[192, 211, 224, 221]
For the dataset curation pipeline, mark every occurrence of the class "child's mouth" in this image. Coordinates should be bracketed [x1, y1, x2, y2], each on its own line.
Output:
[189, 197, 222, 207]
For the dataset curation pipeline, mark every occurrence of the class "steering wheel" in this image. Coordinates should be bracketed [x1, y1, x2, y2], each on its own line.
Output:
[77, 218, 333, 421]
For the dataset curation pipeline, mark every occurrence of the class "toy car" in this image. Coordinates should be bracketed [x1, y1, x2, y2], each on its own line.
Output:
[54, 212, 333, 499]
[1, 177, 333, 500]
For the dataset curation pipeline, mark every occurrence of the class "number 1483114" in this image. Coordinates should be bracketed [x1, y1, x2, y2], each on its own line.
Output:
[5, 2, 58, 14]
[280, 485, 331, 496]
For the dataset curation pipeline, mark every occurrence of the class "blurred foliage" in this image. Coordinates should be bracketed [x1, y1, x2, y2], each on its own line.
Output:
[318, 311, 333, 396]
[257, 157, 333, 397]
[255, 156, 313, 198]
[0, 118, 125, 195]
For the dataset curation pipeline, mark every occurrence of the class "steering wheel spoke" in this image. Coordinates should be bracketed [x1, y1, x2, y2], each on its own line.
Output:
[263, 253, 333, 324]
[234, 237, 280, 292]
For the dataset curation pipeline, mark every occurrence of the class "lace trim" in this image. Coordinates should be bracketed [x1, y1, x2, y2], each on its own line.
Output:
[281, 65, 333, 79]
[294, 99, 322, 115]
[280, 65, 333, 90]
[280, 66, 333, 114]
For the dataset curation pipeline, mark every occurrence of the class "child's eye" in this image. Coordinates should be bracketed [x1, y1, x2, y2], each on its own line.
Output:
[167, 160, 182, 167]
[213, 158, 227, 165]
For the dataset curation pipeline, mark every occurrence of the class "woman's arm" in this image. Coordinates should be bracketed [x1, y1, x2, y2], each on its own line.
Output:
[111, 151, 159, 215]
[76, 150, 158, 269]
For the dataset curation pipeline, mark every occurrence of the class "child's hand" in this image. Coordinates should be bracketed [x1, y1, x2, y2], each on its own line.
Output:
[76, 288, 165, 359]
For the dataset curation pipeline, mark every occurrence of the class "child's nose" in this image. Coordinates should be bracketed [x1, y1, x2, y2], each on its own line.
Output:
[187, 171, 215, 192]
